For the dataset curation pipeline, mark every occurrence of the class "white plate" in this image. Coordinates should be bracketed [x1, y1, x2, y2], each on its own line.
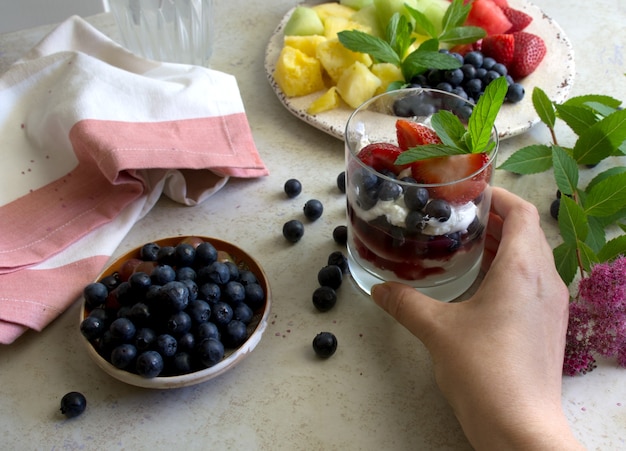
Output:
[264, 0, 575, 140]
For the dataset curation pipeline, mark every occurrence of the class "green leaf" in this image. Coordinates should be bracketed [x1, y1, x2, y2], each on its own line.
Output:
[577, 240, 600, 273]
[563, 94, 622, 110]
[585, 216, 606, 253]
[439, 26, 486, 46]
[467, 77, 507, 153]
[573, 108, 626, 164]
[597, 235, 626, 262]
[395, 145, 467, 164]
[552, 145, 579, 196]
[387, 13, 413, 59]
[337, 30, 401, 66]
[404, 4, 437, 38]
[555, 103, 599, 136]
[586, 166, 626, 191]
[401, 49, 460, 81]
[431, 110, 468, 149]
[532, 87, 556, 128]
[441, 0, 472, 31]
[553, 242, 579, 286]
[497, 144, 553, 174]
[584, 172, 626, 217]
[559, 195, 588, 244]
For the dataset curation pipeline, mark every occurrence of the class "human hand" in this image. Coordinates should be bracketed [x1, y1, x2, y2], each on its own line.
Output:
[371, 187, 584, 450]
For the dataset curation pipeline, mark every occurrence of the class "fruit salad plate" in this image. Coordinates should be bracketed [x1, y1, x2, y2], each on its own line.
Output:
[264, 0, 575, 140]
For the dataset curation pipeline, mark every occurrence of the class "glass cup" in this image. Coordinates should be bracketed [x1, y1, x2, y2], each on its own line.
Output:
[345, 88, 499, 301]
[105, 0, 214, 66]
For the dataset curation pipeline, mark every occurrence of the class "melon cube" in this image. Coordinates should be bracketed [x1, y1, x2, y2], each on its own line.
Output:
[284, 35, 328, 58]
[370, 63, 404, 95]
[307, 87, 341, 114]
[323, 16, 371, 39]
[274, 46, 326, 97]
[283, 6, 325, 36]
[312, 3, 358, 22]
[336, 61, 382, 108]
[316, 38, 373, 84]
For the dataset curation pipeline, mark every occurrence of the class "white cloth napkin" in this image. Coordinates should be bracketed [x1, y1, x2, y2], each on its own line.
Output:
[0, 16, 268, 344]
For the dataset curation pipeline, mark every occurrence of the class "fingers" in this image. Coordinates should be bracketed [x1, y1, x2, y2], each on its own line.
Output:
[371, 282, 442, 345]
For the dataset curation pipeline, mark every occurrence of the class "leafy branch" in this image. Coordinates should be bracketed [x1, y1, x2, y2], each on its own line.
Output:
[498, 87, 626, 286]
[337, 0, 485, 84]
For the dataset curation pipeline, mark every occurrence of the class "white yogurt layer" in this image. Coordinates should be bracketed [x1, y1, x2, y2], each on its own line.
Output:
[352, 194, 477, 236]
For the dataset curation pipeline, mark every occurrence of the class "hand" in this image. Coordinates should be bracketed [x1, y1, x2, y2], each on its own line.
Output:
[371, 187, 584, 450]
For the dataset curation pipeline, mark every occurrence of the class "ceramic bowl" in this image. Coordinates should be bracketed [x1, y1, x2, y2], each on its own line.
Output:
[79, 236, 271, 389]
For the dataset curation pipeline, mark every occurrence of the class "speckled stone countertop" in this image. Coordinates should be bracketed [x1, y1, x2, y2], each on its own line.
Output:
[1, 1, 625, 449]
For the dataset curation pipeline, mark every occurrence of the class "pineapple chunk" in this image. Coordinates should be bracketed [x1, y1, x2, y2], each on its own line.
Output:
[323, 16, 371, 39]
[316, 38, 373, 84]
[307, 87, 341, 114]
[284, 35, 327, 58]
[274, 46, 326, 97]
[312, 3, 358, 22]
[336, 61, 381, 108]
[370, 62, 404, 95]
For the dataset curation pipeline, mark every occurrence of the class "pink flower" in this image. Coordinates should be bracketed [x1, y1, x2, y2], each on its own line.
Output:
[563, 256, 626, 376]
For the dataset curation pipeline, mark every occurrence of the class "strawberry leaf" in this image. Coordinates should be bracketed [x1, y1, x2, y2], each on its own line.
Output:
[497, 144, 553, 174]
[467, 76, 507, 153]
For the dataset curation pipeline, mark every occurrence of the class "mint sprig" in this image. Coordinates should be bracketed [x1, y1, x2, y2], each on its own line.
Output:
[395, 76, 507, 165]
[337, 0, 485, 83]
[499, 87, 626, 285]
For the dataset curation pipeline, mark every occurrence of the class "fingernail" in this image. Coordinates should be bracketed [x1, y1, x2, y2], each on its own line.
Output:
[371, 283, 390, 307]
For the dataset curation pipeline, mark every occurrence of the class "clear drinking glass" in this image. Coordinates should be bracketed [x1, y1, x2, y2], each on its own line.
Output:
[105, 0, 214, 66]
[345, 88, 499, 301]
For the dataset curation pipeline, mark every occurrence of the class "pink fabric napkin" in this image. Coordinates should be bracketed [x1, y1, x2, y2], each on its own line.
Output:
[0, 16, 268, 344]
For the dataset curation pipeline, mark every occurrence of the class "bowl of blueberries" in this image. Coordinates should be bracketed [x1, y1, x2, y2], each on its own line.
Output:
[79, 236, 271, 389]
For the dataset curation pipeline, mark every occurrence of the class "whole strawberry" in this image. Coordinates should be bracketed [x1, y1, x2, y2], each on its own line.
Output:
[481, 33, 515, 66]
[508, 31, 547, 79]
[502, 7, 533, 33]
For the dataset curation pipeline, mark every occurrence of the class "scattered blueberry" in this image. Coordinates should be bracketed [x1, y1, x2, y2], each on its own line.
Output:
[550, 198, 560, 220]
[312, 332, 338, 358]
[284, 178, 302, 198]
[336, 172, 346, 193]
[317, 265, 343, 290]
[60, 392, 87, 418]
[327, 251, 349, 274]
[303, 199, 324, 221]
[312, 286, 337, 312]
[332, 225, 347, 246]
[283, 219, 305, 243]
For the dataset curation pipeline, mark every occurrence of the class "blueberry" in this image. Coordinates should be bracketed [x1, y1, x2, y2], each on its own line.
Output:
[173, 352, 194, 374]
[506, 83, 525, 103]
[139, 242, 160, 261]
[186, 299, 212, 324]
[155, 334, 178, 358]
[224, 261, 240, 281]
[176, 266, 197, 281]
[134, 327, 157, 351]
[492, 63, 508, 76]
[336, 172, 346, 193]
[181, 279, 198, 302]
[60, 392, 87, 418]
[197, 338, 225, 367]
[377, 180, 402, 201]
[167, 311, 192, 336]
[435, 82, 453, 92]
[284, 178, 302, 198]
[110, 343, 138, 369]
[464, 78, 483, 97]
[424, 199, 452, 222]
[136, 350, 164, 378]
[128, 302, 151, 326]
[238, 270, 258, 286]
[482, 70, 501, 85]
[177, 332, 196, 352]
[100, 274, 120, 292]
[210, 301, 234, 327]
[312, 286, 337, 312]
[312, 332, 338, 358]
[405, 210, 426, 232]
[196, 321, 220, 341]
[223, 320, 248, 347]
[332, 225, 347, 246]
[353, 168, 378, 191]
[233, 303, 254, 324]
[244, 283, 265, 310]
[451, 86, 469, 101]
[175, 243, 196, 268]
[156, 246, 176, 266]
[317, 265, 343, 290]
[194, 241, 218, 267]
[403, 186, 429, 211]
[109, 317, 136, 341]
[83, 282, 108, 309]
[444, 68, 464, 86]
[151, 264, 176, 285]
[203, 261, 231, 285]
[199, 282, 221, 303]
[303, 199, 324, 221]
[482, 56, 496, 70]
[461, 63, 477, 79]
[160, 281, 190, 312]
[550, 198, 560, 220]
[221, 281, 244, 305]
[464, 51, 483, 68]
[80, 316, 105, 341]
[447, 232, 462, 251]
[356, 187, 379, 211]
[129, 272, 152, 294]
[283, 219, 304, 243]
[112, 281, 134, 306]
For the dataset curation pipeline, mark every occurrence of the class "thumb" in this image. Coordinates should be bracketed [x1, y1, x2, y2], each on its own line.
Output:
[371, 282, 443, 345]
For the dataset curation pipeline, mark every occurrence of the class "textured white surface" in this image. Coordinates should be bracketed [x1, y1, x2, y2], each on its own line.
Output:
[0, 1, 625, 449]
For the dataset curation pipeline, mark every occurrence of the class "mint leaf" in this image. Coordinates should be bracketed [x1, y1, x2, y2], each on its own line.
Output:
[552, 145, 579, 196]
[395, 145, 467, 164]
[584, 172, 626, 217]
[559, 195, 588, 244]
[386, 13, 414, 60]
[553, 242, 579, 286]
[441, 0, 472, 31]
[405, 4, 437, 38]
[431, 110, 468, 149]
[598, 235, 626, 262]
[467, 76, 507, 153]
[497, 144, 553, 174]
[439, 26, 486, 46]
[401, 49, 460, 81]
[337, 30, 400, 66]
[532, 87, 556, 128]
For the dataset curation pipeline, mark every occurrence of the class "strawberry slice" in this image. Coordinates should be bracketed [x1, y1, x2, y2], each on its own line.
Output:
[356, 142, 406, 175]
[396, 119, 442, 151]
[502, 7, 532, 33]
[410, 153, 492, 204]
[508, 31, 547, 79]
[480, 33, 515, 66]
